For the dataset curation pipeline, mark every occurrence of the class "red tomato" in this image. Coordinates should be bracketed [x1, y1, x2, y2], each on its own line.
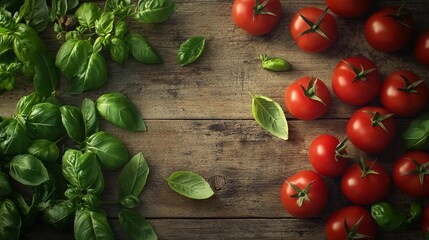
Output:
[331, 56, 381, 106]
[284, 76, 332, 120]
[290, 7, 338, 52]
[346, 106, 396, 153]
[380, 70, 429, 117]
[364, 6, 414, 52]
[341, 159, 391, 205]
[423, 205, 429, 237]
[325, 0, 373, 18]
[393, 151, 429, 198]
[232, 0, 282, 36]
[280, 170, 328, 218]
[326, 206, 376, 240]
[308, 134, 348, 177]
[415, 30, 429, 66]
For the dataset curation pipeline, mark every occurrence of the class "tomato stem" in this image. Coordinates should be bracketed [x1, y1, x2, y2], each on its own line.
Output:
[397, 74, 424, 93]
[253, 0, 277, 18]
[300, 77, 326, 106]
[335, 137, 354, 160]
[344, 215, 372, 240]
[403, 157, 429, 189]
[296, 7, 331, 41]
[358, 158, 379, 178]
[341, 60, 377, 83]
[364, 111, 394, 133]
[288, 180, 314, 208]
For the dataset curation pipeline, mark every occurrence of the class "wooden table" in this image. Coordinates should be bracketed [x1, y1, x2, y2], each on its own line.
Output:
[2, 0, 428, 239]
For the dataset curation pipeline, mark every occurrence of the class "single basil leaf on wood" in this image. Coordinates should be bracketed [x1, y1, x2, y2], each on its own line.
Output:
[0, 118, 31, 155]
[74, 208, 114, 240]
[0, 199, 21, 240]
[96, 92, 146, 131]
[75, 2, 102, 29]
[9, 154, 49, 186]
[167, 171, 214, 200]
[81, 98, 99, 137]
[119, 152, 149, 199]
[109, 37, 129, 64]
[68, 52, 108, 94]
[177, 36, 206, 67]
[34, 50, 59, 97]
[27, 139, 59, 163]
[125, 33, 162, 64]
[86, 131, 129, 171]
[60, 105, 85, 143]
[16, 91, 44, 117]
[134, 0, 176, 24]
[26, 102, 65, 141]
[55, 38, 92, 79]
[42, 200, 74, 229]
[401, 112, 429, 150]
[0, 172, 12, 197]
[251, 94, 288, 140]
[119, 208, 157, 240]
[95, 11, 114, 37]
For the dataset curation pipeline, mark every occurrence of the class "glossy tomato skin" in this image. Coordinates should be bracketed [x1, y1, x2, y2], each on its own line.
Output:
[341, 160, 391, 205]
[284, 76, 332, 120]
[380, 70, 429, 117]
[326, 206, 376, 240]
[423, 205, 429, 237]
[325, 0, 373, 18]
[290, 7, 338, 52]
[393, 151, 429, 198]
[232, 0, 282, 36]
[364, 6, 413, 52]
[331, 56, 381, 106]
[280, 170, 328, 218]
[308, 134, 348, 177]
[346, 106, 396, 153]
[415, 30, 429, 66]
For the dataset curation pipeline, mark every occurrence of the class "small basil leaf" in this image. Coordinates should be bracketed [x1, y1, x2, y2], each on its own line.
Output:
[120, 195, 140, 209]
[109, 37, 129, 64]
[0, 68, 16, 91]
[82, 194, 101, 211]
[81, 98, 99, 137]
[115, 21, 128, 39]
[54, 0, 79, 16]
[42, 200, 75, 229]
[0, 199, 21, 240]
[60, 105, 85, 143]
[401, 112, 429, 150]
[0, 172, 12, 197]
[68, 52, 108, 94]
[119, 208, 157, 240]
[177, 36, 206, 67]
[26, 102, 65, 141]
[96, 92, 146, 131]
[55, 38, 92, 79]
[119, 152, 149, 199]
[74, 209, 114, 240]
[16, 92, 44, 117]
[126, 33, 162, 64]
[18, 0, 50, 32]
[0, 119, 31, 155]
[86, 131, 129, 171]
[251, 94, 289, 140]
[34, 50, 59, 97]
[167, 171, 214, 200]
[75, 3, 102, 29]
[135, 0, 176, 23]
[95, 11, 114, 37]
[9, 154, 49, 186]
[27, 139, 59, 163]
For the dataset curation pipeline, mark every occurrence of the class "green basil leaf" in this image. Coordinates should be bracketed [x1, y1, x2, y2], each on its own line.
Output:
[126, 33, 162, 64]
[18, 0, 50, 32]
[42, 200, 74, 229]
[109, 37, 129, 64]
[95, 11, 114, 37]
[114, 21, 128, 39]
[75, 3, 102, 29]
[0, 199, 21, 240]
[13, 24, 44, 64]
[9, 154, 49, 186]
[27, 139, 59, 163]
[55, 38, 92, 79]
[401, 112, 429, 150]
[34, 50, 59, 97]
[105, 0, 133, 19]
[167, 171, 214, 200]
[0, 68, 16, 91]
[177, 36, 206, 67]
[81, 98, 99, 137]
[74, 209, 114, 240]
[119, 208, 157, 240]
[81, 194, 100, 211]
[68, 52, 108, 94]
[86, 131, 129, 171]
[0, 35, 14, 56]
[135, 0, 176, 23]
[119, 152, 149, 199]
[251, 94, 288, 140]
[0, 172, 12, 197]
[120, 195, 140, 209]
[52, 0, 79, 17]
[60, 105, 85, 143]
[62, 150, 104, 195]
[26, 102, 65, 141]
[0, 118, 30, 155]
[16, 91, 44, 117]
[96, 92, 146, 131]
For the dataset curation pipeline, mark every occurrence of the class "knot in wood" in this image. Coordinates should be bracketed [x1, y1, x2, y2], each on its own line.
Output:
[208, 175, 227, 191]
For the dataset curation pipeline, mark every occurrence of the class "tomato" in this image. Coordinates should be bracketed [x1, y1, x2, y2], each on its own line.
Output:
[290, 7, 338, 52]
[341, 159, 390, 205]
[232, 0, 282, 36]
[423, 205, 429, 237]
[380, 70, 429, 117]
[326, 206, 376, 240]
[325, 0, 373, 18]
[280, 170, 328, 218]
[284, 76, 332, 120]
[308, 134, 349, 177]
[415, 30, 429, 66]
[364, 6, 414, 52]
[346, 106, 396, 153]
[393, 151, 429, 198]
[331, 56, 381, 106]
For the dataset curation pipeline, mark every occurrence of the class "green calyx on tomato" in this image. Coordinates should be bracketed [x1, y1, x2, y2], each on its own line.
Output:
[287, 180, 314, 207]
[341, 60, 376, 83]
[345, 215, 372, 240]
[364, 111, 394, 133]
[296, 7, 331, 41]
[335, 137, 353, 160]
[300, 77, 327, 106]
[397, 74, 425, 93]
[404, 158, 429, 188]
[358, 158, 379, 178]
[385, 3, 412, 28]
[253, 0, 277, 17]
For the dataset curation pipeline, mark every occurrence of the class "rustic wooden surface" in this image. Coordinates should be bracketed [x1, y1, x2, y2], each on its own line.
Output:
[1, 0, 429, 239]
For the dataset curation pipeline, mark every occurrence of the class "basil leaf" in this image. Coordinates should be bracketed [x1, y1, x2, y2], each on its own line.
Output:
[109, 37, 129, 64]
[0, 199, 21, 240]
[96, 92, 146, 131]
[0, 35, 14, 56]
[251, 94, 289, 140]
[120, 195, 140, 209]
[75, 3, 102, 29]
[34, 50, 59, 97]
[119, 209, 157, 240]
[81, 193, 101, 211]
[81, 98, 99, 137]
[95, 11, 114, 37]
[0, 67, 16, 91]
[135, 0, 176, 24]
[27, 139, 59, 163]
[119, 152, 149, 200]
[86, 131, 129, 171]
[401, 112, 429, 150]
[53, 0, 79, 16]
[60, 105, 85, 143]
[9, 154, 49, 186]
[55, 38, 92, 79]
[167, 171, 214, 200]
[177, 36, 206, 67]
[42, 200, 74, 229]
[18, 0, 50, 32]
[16, 92, 44, 117]
[68, 52, 108, 94]
[13, 24, 44, 64]
[126, 33, 162, 64]
[26, 102, 66, 141]
[105, 0, 133, 19]
[0, 172, 12, 197]
[115, 21, 128, 39]
[74, 209, 114, 240]
[0, 118, 30, 155]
